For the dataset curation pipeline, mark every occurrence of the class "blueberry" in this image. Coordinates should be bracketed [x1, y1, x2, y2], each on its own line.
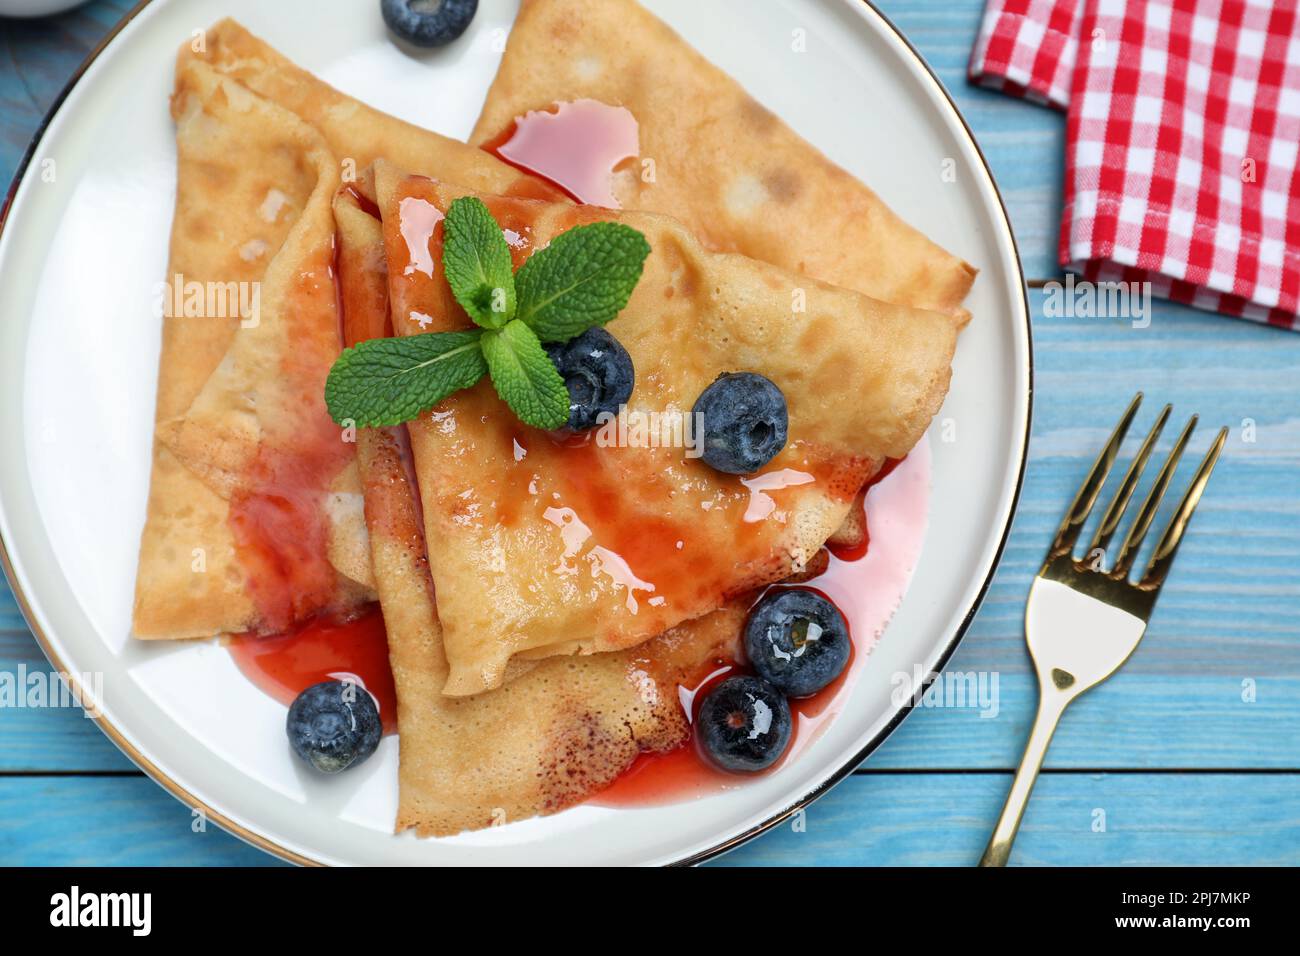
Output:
[744, 589, 850, 697]
[696, 675, 792, 773]
[544, 328, 635, 431]
[286, 680, 382, 774]
[692, 372, 788, 474]
[381, 0, 478, 48]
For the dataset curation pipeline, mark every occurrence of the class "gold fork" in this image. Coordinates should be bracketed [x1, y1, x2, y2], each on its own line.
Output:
[979, 393, 1227, 867]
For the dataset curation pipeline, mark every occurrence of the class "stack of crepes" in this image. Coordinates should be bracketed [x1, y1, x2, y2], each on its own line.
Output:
[132, 0, 974, 835]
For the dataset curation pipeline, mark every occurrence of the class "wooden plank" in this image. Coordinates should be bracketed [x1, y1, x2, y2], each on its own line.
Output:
[0, 775, 287, 866]
[716, 771, 1300, 866]
[869, 675, 1300, 770]
[1, 771, 1294, 866]
[1014, 289, 1300, 680]
[0, 631, 136, 772]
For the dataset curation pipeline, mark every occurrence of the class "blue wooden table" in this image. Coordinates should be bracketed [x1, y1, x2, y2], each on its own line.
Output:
[2, 0, 1297, 867]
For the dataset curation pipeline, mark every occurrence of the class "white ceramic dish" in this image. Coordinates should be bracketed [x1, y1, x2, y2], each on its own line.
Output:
[0, 0, 1030, 865]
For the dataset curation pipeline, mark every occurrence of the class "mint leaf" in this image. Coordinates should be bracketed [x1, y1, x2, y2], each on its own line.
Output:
[480, 320, 570, 430]
[514, 222, 650, 342]
[325, 330, 487, 427]
[443, 196, 517, 329]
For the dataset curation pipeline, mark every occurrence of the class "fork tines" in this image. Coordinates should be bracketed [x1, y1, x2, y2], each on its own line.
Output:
[1049, 392, 1227, 589]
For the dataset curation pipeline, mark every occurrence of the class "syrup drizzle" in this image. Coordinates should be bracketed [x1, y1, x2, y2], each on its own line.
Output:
[226, 245, 357, 634]
[228, 606, 398, 735]
[827, 457, 904, 562]
[484, 99, 640, 208]
[398, 196, 444, 278]
[740, 468, 816, 522]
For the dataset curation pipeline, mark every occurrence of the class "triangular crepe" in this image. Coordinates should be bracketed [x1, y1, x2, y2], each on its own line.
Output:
[471, 0, 976, 324]
[336, 187, 743, 835]
[133, 54, 372, 638]
[370, 161, 955, 695]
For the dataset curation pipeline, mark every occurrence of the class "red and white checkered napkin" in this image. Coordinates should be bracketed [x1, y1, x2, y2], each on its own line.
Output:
[970, 0, 1300, 331]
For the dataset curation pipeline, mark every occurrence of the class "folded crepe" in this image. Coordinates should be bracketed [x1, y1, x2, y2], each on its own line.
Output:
[133, 54, 375, 638]
[336, 186, 744, 835]
[368, 161, 956, 695]
[471, 0, 976, 325]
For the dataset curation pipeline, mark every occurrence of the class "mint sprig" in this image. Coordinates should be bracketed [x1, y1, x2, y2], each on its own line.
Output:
[325, 197, 649, 430]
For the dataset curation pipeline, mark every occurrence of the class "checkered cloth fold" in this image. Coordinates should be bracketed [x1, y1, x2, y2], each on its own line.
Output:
[969, 0, 1300, 330]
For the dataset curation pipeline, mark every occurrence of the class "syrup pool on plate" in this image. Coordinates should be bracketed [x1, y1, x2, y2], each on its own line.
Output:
[227, 605, 399, 735]
[595, 438, 932, 806]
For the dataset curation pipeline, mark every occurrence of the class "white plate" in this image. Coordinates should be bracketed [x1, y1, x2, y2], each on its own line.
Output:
[0, 0, 1030, 865]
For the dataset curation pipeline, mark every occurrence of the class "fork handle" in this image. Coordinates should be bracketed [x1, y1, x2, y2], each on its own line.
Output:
[978, 690, 1071, 866]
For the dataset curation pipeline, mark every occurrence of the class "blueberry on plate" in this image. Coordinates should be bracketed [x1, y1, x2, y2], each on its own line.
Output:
[286, 680, 382, 774]
[744, 588, 850, 697]
[692, 371, 788, 474]
[544, 327, 635, 431]
[696, 675, 792, 773]
[381, 0, 478, 48]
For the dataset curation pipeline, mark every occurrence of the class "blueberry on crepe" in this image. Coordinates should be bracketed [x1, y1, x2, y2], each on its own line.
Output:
[697, 676, 792, 772]
[744, 589, 850, 697]
[546, 328, 635, 431]
[694, 371, 788, 474]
